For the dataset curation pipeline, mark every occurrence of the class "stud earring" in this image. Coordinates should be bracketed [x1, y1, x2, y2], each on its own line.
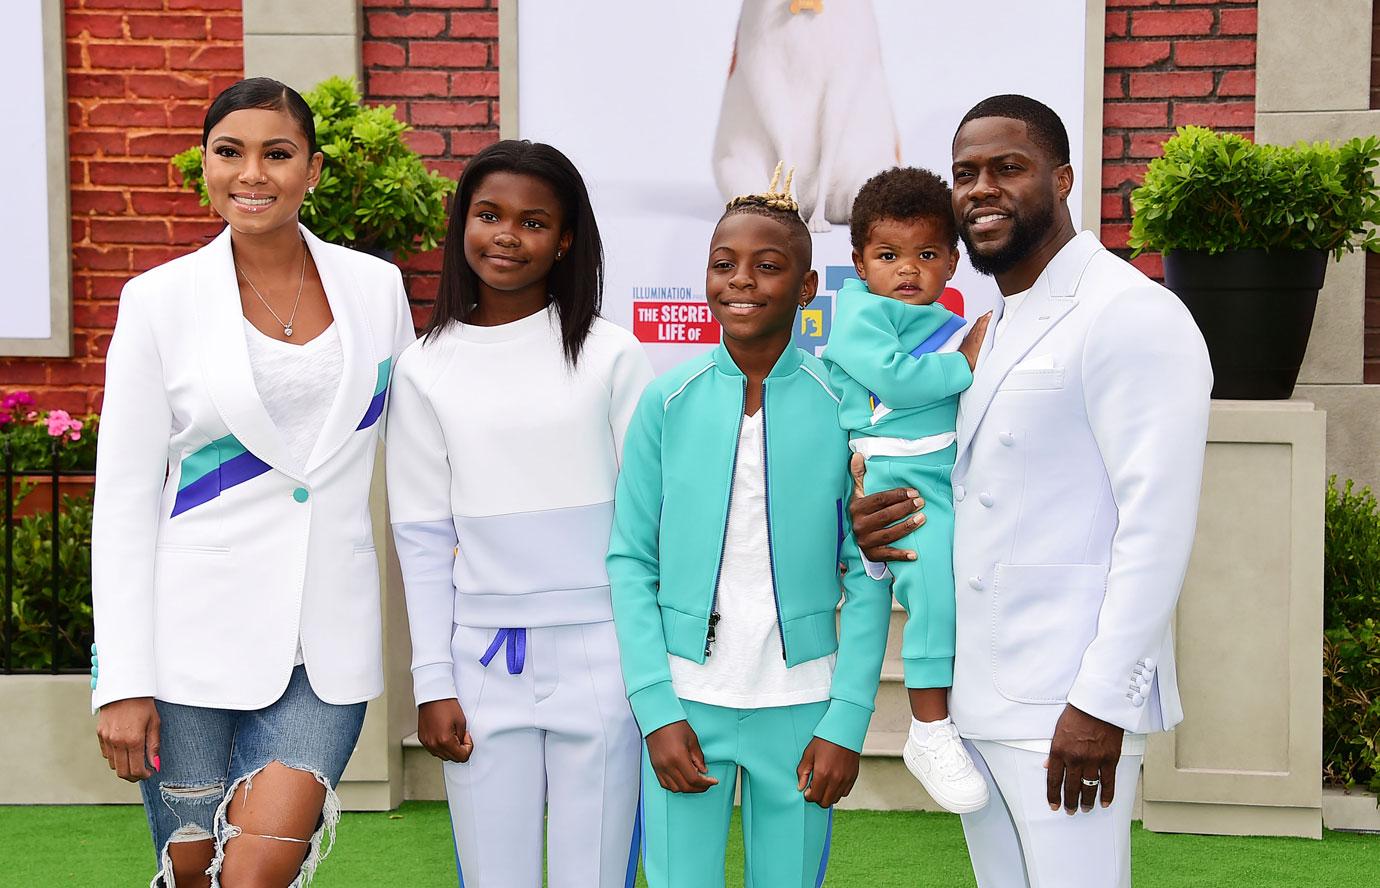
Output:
[307, 186, 315, 195]
[556, 250, 563, 259]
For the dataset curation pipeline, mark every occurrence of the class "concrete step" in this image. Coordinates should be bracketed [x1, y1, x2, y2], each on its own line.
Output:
[869, 670, 917, 735]
[402, 733, 446, 801]
[843, 730, 945, 811]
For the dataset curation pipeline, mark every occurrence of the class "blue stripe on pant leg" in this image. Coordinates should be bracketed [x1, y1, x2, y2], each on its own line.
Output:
[624, 784, 642, 888]
[814, 808, 834, 887]
[450, 811, 465, 888]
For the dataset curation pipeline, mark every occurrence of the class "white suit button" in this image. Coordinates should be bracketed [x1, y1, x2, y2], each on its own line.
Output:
[968, 576, 984, 592]
[999, 431, 1015, 447]
[1131, 693, 1146, 707]
[1144, 657, 1156, 671]
[979, 492, 995, 508]
[954, 485, 966, 502]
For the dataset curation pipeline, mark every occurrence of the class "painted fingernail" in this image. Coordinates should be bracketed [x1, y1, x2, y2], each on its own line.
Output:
[906, 552, 917, 560]
[912, 497, 924, 508]
[152, 755, 160, 771]
[905, 489, 918, 497]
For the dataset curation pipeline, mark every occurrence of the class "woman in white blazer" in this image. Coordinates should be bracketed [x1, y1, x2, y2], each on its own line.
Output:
[90, 78, 415, 888]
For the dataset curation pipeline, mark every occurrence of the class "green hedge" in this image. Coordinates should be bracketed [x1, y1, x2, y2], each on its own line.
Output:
[1323, 477, 1380, 794]
[4, 486, 93, 671]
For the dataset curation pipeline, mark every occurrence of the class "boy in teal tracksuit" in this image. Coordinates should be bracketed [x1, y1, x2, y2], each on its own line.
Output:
[820, 167, 990, 813]
[608, 174, 891, 887]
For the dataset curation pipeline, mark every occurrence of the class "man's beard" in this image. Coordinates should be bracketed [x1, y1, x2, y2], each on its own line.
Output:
[960, 194, 1056, 277]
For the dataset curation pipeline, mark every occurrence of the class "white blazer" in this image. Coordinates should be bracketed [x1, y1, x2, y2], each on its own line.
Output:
[91, 225, 416, 711]
[949, 231, 1212, 741]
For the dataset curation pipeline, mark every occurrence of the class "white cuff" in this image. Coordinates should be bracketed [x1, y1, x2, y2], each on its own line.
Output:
[411, 662, 458, 707]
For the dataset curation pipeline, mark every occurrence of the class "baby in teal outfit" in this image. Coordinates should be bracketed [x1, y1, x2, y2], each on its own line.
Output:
[822, 167, 991, 814]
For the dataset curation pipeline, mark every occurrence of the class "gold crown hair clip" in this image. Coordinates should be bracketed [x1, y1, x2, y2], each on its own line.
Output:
[726, 161, 800, 214]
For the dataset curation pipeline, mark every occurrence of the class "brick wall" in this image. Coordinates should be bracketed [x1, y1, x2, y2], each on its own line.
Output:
[1102, 0, 1257, 281]
[361, 0, 500, 330]
[0, 0, 244, 414]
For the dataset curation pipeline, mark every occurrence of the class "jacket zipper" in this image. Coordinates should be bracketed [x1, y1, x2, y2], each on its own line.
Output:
[760, 380, 787, 660]
[705, 379, 746, 657]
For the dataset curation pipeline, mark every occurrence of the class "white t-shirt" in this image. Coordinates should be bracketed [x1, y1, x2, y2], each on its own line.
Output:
[669, 411, 835, 709]
[994, 287, 1032, 342]
[243, 320, 343, 471]
[244, 320, 343, 665]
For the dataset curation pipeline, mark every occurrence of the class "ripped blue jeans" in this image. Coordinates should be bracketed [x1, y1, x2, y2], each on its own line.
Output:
[140, 665, 366, 887]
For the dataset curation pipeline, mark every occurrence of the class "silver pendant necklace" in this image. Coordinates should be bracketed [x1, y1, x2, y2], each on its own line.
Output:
[236, 239, 308, 337]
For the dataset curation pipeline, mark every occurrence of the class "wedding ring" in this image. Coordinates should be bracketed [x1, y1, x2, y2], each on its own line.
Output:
[1081, 777, 1101, 787]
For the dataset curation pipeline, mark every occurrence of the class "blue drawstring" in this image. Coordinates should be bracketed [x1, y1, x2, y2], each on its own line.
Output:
[479, 628, 527, 675]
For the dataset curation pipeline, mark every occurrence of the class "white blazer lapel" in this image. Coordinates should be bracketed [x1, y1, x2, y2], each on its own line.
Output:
[303, 227, 376, 474]
[195, 228, 302, 480]
[956, 232, 1102, 459]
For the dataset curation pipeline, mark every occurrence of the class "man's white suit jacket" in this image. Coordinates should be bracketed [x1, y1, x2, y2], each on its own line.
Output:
[950, 231, 1213, 741]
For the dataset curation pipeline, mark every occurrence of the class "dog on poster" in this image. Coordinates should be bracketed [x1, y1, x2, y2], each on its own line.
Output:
[712, 0, 900, 232]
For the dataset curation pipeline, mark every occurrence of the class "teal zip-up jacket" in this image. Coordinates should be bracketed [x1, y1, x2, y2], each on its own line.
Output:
[823, 278, 973, 439]
[607, 343, 892, 753]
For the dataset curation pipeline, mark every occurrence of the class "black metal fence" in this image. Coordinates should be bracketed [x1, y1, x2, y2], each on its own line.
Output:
[1, 438, 93, 674]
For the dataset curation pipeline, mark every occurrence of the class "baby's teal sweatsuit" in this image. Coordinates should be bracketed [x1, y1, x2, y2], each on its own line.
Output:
[822, 277, 973, 688]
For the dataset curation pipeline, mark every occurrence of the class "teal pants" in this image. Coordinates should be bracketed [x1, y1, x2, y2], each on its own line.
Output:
[641, 699, 833, 888]
[863, 447, 957, 689]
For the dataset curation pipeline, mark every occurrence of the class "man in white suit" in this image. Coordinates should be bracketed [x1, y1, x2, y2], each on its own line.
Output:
[849, 95, 1212, 886]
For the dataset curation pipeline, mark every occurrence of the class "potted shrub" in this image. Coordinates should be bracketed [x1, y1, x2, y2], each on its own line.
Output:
[1129, 126, 1380, 399]
[172, 76, 456, 260]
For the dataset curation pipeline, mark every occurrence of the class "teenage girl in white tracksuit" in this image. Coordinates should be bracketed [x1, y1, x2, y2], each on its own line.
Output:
[385, 140, 653, 888]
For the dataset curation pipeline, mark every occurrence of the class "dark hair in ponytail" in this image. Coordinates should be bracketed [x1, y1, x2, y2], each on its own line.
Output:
[202, 77, 316, 154]
[426, 140, 603, 366]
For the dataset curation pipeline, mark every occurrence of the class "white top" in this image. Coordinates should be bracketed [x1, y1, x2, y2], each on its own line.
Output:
[243, 319, 343, 666]
[243, 320, 343, 471]
[670, 411, 836, 709]
[386, 306, 656, 705]
[994, 287, 1032, 342]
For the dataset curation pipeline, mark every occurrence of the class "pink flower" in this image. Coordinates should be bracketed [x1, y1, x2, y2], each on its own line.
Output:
[2, 391, 35, 412]
[46, 409, 73, 438]
[69, 432, 82, 442]
[0, 410, 10, 428]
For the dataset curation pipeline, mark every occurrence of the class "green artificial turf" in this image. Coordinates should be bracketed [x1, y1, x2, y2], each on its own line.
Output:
[0, 802, 1375, 887]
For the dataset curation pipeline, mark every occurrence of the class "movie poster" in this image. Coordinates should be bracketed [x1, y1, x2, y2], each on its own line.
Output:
[0, 1, 59, 341]
[518, 0, 1092, 370]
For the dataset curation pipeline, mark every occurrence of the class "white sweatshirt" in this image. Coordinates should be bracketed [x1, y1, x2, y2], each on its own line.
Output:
[386, 305, 654, 705]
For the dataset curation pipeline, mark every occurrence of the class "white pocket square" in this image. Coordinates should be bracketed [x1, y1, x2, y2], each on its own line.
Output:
[1013, 353, 1057, 371]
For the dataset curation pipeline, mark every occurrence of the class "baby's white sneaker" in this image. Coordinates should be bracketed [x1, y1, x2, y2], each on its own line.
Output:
[902, 717, 989, 814]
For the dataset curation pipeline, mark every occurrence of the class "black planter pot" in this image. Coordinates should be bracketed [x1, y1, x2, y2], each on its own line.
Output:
[1163, 248, 1328, 400]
